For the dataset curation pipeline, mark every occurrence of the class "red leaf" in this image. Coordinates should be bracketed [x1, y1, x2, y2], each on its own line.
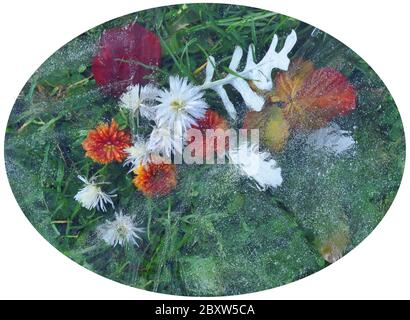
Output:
[297, 67, 356, 120]
[92, 23, 161, 97]
[269, 60, 356, 129]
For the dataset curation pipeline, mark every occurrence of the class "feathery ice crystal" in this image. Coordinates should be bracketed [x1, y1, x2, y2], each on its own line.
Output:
[156, 76, 208, 136]
[74, 176, 116, 212]
[97, 210, 144, 247]
[120, 84, 160, 121]
[123, 136, 150, 172]
[229, 143, 282, 191]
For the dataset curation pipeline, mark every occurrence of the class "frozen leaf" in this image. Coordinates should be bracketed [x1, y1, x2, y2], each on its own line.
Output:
[315, 216, 350, 264]
[269, 60, 356, 129]
[319, 229, 350, 263]
[243, 106, 290, 152]
[92, 23, 161, 97]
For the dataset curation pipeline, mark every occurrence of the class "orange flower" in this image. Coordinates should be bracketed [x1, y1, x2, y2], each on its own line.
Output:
[133, 161, 177, 198]
[82, 120, 132, 164]
[187, 109, 229, 158]
[269, 60, 356, 129]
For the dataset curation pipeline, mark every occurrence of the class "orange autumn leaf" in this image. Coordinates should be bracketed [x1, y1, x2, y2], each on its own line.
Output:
[269, 60, 356, 129]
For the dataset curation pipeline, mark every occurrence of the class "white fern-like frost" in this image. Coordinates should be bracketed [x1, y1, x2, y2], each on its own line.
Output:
[200, 30, 297, 119]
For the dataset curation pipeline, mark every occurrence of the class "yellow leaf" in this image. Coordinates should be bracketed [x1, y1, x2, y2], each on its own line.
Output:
[243, 106, 289, 152]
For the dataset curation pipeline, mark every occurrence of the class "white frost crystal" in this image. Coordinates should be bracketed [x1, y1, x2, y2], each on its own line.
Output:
[306, 123, 355, 155]
[201, 30, 297, 119]
[229, 143, 283, 191]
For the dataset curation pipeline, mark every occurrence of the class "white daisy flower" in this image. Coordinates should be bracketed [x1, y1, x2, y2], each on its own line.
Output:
[74, 176, 116, 212]
[228, 143, 283, 191]
[123, 136, 150, 172]
[146, 124, 183, 158]
[119, 83, 160, 120]
[306, 123, 355, 155]
[97, 210, 145, 247]
[156, 76, 208, 135]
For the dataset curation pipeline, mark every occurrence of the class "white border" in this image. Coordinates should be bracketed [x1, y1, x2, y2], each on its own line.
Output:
[0, 0, 409, 299]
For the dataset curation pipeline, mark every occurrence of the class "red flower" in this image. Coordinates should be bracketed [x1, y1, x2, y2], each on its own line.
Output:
[82, 120, 132, 164]
[269, 60, 356, 129]
[187, 109, 229, 159]
[133, 161, 177, 198]
[92, 23, 161, 97]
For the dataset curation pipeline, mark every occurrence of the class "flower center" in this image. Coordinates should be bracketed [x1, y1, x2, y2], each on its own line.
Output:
[116, 224, 128, 237]
[87, 184, 101, 196]
[170, 99, 186, 110]
[103, 143, 115, 152]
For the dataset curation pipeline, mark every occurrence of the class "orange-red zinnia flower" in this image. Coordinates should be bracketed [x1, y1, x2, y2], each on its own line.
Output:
[82, 120, 132, 164]
[133, 161, 177, 198]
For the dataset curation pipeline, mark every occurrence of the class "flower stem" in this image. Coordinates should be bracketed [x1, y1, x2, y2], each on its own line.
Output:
[146, 199, 153, 241]
[129, 111, 139, 136]
[167, 197, 172, 222]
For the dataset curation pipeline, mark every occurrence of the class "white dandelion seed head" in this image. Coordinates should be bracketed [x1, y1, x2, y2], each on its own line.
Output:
[156, 76, 208, 136]
[119, 83, 160, 120]
[97, 210, 145, 247]
[74, 176, 116, 212]
[229, 143, 283, 191]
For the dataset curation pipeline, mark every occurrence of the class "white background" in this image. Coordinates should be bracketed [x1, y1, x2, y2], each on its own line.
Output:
[0, 0, 409, 300]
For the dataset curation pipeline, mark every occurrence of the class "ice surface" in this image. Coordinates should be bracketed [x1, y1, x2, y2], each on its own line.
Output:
[4, 5, 405, 296]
